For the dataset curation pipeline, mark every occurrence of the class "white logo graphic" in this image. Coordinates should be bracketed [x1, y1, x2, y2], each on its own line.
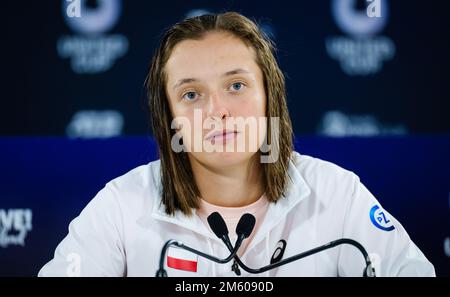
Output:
[326, 0, 395, 76]
[366, 0, 382, 18]
[0, 209, 33, 248]
[58, 0, 128, 74]
[445, 237, 450, 258]
[185, 9, 212, 19]
[333, 0, 388, 37]
[318, 110, 407, 137]
[63, 0, 122, 35]
[66, 0, 81, 18]
[66, 110, 124, 138]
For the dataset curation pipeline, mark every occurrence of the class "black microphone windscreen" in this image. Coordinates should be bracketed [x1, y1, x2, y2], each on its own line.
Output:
[236, 213, 256, 238]
[207, 212, 229, 238]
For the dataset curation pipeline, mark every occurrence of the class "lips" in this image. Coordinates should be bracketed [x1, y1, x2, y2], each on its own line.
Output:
[205, 130, 239, 144]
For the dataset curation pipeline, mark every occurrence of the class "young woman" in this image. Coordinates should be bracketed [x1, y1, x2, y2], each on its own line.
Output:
[39, 12, 434, 277]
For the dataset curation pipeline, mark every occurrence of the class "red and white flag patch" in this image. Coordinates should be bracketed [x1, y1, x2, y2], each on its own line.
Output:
[167, 246, 198, 272]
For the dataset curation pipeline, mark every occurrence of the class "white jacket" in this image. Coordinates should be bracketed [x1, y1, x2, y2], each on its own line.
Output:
[38, 152, 435, 277]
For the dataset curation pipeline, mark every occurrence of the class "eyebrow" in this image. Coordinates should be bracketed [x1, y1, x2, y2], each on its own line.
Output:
[222, 68, 251, 77]
[173, 78, 198, 90]
[172, 68, 251, 90]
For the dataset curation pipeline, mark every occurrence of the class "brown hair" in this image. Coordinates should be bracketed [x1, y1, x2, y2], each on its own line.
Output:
[145, 12, 293, 216]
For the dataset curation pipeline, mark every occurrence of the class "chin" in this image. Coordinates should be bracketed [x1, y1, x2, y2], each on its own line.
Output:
[203, 151, 258, 168]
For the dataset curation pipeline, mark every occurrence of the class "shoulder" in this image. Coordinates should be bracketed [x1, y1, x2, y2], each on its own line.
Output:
[106, 159, 161, 195]
[290, 151, 360, 204]
[90, 159, 162, 216]
[291, 151, 358, 183]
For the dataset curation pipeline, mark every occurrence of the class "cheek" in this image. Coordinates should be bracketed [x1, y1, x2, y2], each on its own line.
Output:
[234, 92, 266, 118]
[178, 113, 194, 138]
[175, 111, 205, 148]
[235, 93, 267, 149]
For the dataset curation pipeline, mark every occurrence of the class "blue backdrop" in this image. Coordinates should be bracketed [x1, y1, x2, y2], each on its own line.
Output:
[1, 136, 449, 276]
[3, 1, 450, 136]
[2, 0, 450, 277]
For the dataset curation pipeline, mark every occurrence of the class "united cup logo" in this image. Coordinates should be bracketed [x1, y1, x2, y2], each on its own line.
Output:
[326, 0, 395, 76]
[58, 0, 129, 74]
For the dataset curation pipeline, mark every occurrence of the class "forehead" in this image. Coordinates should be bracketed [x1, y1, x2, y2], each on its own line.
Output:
[165, 31, 259, 82]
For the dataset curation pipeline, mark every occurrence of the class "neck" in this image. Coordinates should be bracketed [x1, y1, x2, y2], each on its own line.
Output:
[189, 154, 265, 207]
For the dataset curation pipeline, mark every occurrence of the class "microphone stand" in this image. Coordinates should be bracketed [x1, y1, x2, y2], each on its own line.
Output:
[155, 237, 242, 277]
[227, 238, 376, 277]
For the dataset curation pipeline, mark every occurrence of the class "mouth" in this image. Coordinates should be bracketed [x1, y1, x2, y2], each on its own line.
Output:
[205, 130, 239, 145]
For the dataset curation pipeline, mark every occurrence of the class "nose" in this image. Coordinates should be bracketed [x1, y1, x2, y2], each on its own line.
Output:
[206, 91, 231, 120]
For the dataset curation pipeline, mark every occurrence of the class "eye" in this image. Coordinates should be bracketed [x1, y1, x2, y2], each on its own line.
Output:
[182, 91, 198, 101]
[229, 82, 245, 92]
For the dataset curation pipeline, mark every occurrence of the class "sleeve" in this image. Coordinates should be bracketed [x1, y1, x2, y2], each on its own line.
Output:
[38, 185, 126, 277]
[337, 175, 436, 277]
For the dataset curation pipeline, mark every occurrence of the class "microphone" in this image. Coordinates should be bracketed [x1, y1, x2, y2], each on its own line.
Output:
[236, 213, 256, 239]
[208, 212, 376, 277]
[155, 212, 248, 277]
[208, 212, 256, 250]
[208, 212, 256, 276]
[207, 212, 234, 251]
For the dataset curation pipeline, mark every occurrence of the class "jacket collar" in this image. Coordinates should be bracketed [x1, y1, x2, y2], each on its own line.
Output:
[150, 153, 311, 246]
[244, 153, 311, 252]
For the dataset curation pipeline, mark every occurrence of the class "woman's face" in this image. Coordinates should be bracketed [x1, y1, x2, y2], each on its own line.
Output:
[165, 31, 267, 169]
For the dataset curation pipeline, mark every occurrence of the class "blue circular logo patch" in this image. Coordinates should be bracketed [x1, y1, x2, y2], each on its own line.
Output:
[370, 205, 395, 232]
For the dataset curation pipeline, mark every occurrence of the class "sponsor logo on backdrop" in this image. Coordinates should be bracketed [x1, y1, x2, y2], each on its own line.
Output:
[185, 9, 212, 19]
[66, 110, 124, 138]
[0, 209, 33, 248]
[66, 0, 81, 18]
[326, 0, 395, 76]
[58, 0, 129, 74]
[317, 110, 407, 137]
